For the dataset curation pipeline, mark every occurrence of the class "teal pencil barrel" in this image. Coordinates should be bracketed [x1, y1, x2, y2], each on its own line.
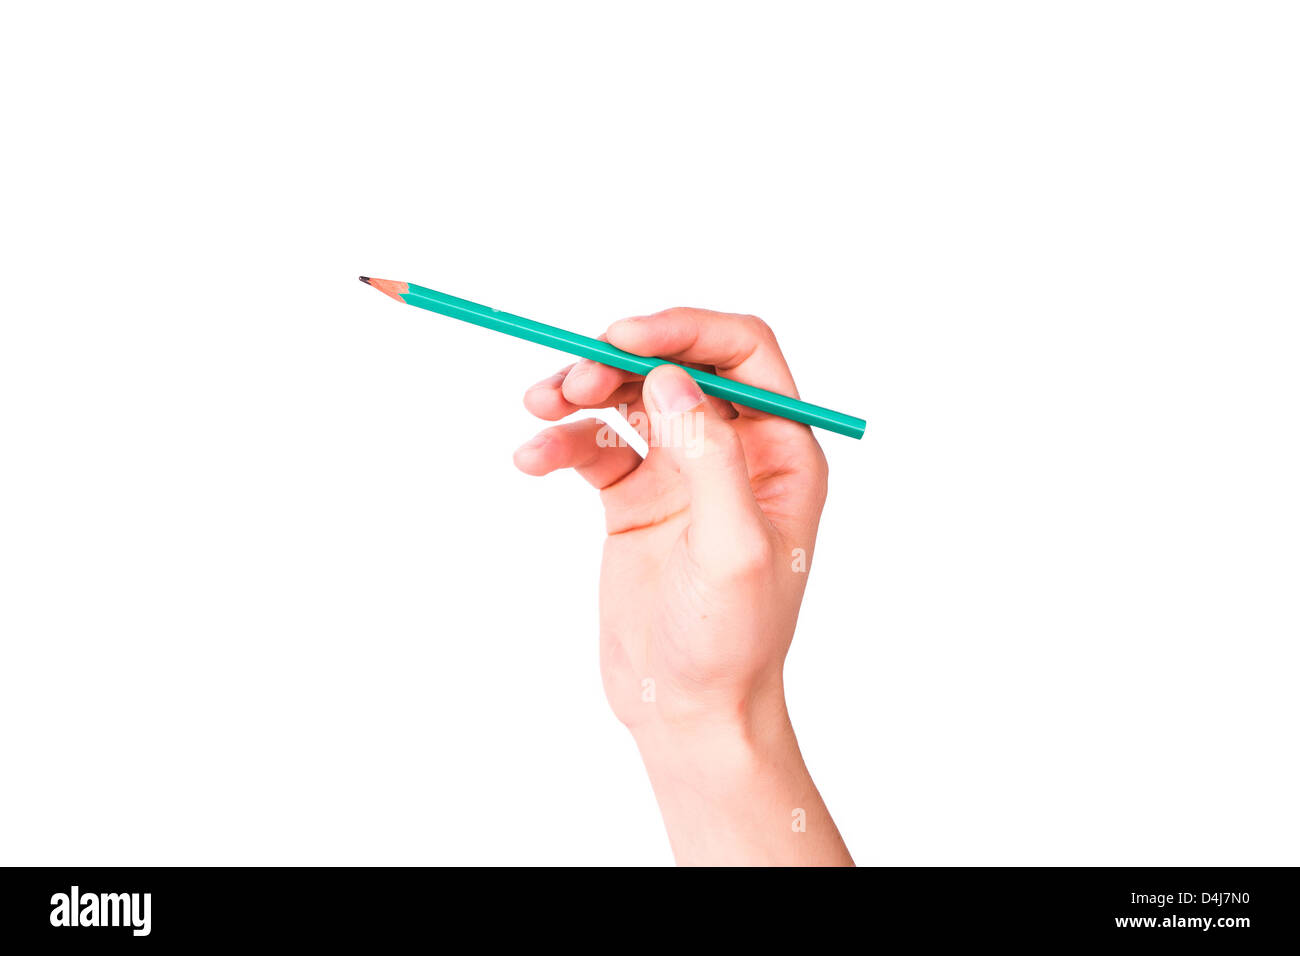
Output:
[398, 282, 866, 440]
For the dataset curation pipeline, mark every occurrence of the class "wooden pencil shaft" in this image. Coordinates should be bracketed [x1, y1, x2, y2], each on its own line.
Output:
[393, 282, 866, 439]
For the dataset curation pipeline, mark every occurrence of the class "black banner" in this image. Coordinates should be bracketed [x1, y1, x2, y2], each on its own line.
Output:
[0, 867, 1293, 945]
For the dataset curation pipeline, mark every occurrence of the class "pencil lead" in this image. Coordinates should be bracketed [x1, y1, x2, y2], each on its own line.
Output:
[358, 276, 372, 284]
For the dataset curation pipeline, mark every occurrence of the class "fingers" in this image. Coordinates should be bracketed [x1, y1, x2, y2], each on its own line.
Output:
[526, 308, 801, 425]
[641, 364, 769, 570]
[605, 308, 800, 414]
[561, 359, 641, 406]
[522, 357, 739, 429]
[521, 365, 576, 420]
[523, 361, 644, 421]
[512, 419, 642, 489]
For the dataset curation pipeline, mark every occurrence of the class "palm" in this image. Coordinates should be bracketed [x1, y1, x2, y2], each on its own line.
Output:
[596, 406, 825, 728]
[512, 308, 829, 731]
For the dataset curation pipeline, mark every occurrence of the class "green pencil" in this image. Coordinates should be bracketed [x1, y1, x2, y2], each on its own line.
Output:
[359, 277, 866, 440]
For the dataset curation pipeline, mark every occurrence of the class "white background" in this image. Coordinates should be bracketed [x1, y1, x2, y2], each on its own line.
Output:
[2, 2, 1297, 866]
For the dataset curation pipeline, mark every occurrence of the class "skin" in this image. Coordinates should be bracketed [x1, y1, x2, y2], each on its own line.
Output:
[513, 308, 853, 866]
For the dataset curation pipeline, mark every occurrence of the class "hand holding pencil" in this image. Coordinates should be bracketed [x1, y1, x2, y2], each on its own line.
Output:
[514, 307, 853, 866]
[361, 280, 855, 864]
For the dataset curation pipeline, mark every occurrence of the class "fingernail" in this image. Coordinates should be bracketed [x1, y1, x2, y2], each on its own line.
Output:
[518, 434, 548, 452]
[527, 370, 567, 392]
[648, 366, 704, 414]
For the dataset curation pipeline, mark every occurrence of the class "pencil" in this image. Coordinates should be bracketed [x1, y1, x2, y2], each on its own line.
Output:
[359, 277, 867, 439]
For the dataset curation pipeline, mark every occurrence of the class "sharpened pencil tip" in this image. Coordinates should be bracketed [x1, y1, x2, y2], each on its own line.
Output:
[358, 276, 411, 303]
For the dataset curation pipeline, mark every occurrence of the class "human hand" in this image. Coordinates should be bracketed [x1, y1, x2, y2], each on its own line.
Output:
[514, 308, 851, 865]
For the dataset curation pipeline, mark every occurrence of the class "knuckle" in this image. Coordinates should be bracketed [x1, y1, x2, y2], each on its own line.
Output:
[686, 418, 742, 461]
[811, 446, 830, 498]
[742, 314, 776, 340]
[722, 530, 775, 576]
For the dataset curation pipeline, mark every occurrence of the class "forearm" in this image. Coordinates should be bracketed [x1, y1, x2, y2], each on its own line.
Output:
[633, 699, 854, 867]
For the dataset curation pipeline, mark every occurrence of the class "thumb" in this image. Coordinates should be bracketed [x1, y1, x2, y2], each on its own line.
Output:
[642, 364, 767, 568]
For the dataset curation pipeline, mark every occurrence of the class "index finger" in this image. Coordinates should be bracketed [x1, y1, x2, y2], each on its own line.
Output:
[604, 308, 800, 411]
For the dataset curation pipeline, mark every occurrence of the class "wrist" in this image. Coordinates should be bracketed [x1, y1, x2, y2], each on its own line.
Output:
[630, 676, 795, 778]
[630, 684, 830, 864]
[626, 673, 852, 865]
